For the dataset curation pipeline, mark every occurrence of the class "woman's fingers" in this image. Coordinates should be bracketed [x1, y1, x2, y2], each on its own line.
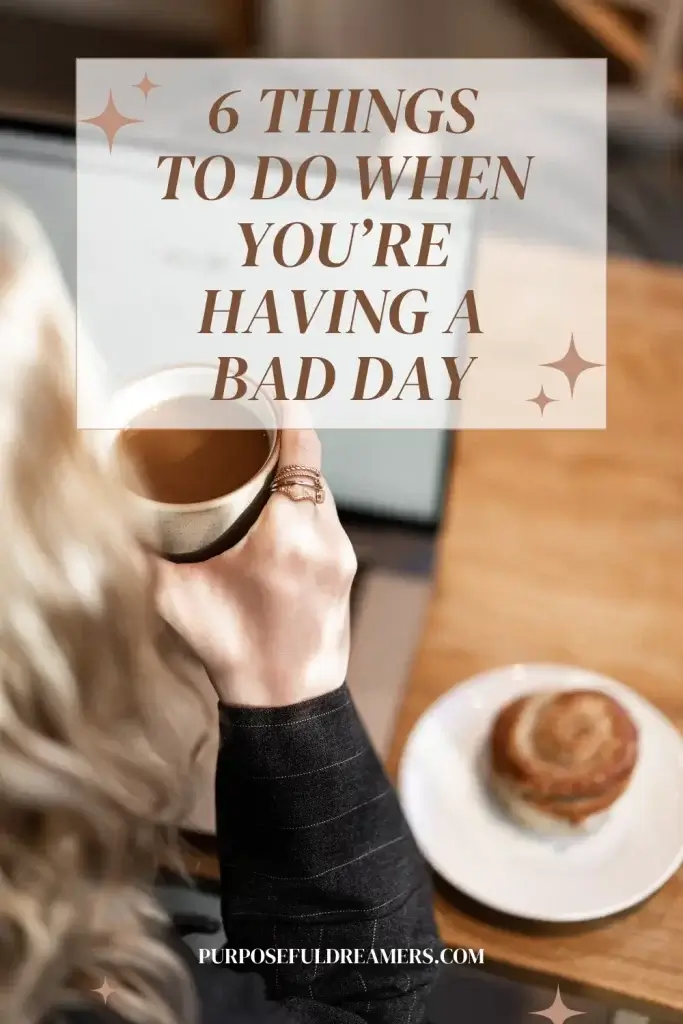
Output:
[270, 425, 334, 520]
[277, 426, 322, 472]
[270, 426, 356, 584]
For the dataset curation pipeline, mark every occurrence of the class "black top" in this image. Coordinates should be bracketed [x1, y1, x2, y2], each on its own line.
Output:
[63, 684, 440, 1024]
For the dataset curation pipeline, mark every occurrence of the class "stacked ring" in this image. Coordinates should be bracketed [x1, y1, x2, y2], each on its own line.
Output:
[270, 464, 325, 505]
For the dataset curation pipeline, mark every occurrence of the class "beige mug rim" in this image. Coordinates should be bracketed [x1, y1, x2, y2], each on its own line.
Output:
[109, 363, 281, 515]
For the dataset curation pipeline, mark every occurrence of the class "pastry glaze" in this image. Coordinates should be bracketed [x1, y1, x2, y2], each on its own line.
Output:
[488, 690, 638, 832]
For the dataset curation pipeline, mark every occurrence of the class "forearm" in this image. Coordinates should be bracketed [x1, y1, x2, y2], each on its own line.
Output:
[215, 684, 439, 1021]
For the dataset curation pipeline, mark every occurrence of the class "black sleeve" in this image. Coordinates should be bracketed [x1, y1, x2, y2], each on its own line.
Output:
[213, 683, 441, 1024]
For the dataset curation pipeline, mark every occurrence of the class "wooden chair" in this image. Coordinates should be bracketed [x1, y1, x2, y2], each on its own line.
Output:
[213, 0, 259, 54]
[555, 0, 683, 130]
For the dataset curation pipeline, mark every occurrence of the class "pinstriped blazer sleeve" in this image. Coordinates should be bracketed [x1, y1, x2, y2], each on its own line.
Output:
[215, 683, 440, 1024]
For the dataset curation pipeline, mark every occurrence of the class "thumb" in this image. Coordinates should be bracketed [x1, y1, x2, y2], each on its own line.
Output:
[153, 555, 190, 623]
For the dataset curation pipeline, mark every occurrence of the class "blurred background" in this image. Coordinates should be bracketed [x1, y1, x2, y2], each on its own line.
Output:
[0, 7, 681, 1019]
[0, 0, 681, 805]
[0, 0, 681, 538]
[0, 0, 681, 543]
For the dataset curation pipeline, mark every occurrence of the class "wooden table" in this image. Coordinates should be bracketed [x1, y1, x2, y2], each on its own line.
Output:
[387, 257, 683, 1022]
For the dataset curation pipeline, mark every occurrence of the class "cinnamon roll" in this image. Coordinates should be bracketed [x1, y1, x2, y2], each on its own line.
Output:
[488, 690, 639, 835]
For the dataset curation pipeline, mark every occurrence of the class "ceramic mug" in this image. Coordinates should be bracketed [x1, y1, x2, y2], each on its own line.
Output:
[101, 365, 281, 561]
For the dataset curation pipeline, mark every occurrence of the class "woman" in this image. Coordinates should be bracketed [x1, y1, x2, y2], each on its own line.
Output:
[0, 193, 439, 1024]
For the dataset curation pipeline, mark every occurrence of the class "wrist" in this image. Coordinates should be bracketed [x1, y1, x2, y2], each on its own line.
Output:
[217, 680, 352, 731]
[208, 665, 346, 709]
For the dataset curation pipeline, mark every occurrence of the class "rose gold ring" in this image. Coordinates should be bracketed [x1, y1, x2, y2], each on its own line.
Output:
[271, 465, 325, 505]
[273, 464, 321, 480]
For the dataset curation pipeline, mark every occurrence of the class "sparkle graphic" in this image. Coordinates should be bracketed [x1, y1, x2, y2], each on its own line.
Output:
[531, 987, 584, 1024]
[527, 386, 557, 416]
[133, 73, 160, 100]
[91, 978, 117, 1006]
[542, 334, 603, 397]
[80, 91, 142, 151]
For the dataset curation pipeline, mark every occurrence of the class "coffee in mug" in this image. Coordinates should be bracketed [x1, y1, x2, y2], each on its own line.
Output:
[117, 397, 271, 505]
[102, 366, 280, 562]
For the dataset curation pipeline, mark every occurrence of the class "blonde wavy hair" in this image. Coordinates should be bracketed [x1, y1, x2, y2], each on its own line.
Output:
[0, 194, 208, 1024]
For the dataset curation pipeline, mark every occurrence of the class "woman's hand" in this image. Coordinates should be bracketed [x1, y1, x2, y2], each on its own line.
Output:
[156, 427, 357, 708]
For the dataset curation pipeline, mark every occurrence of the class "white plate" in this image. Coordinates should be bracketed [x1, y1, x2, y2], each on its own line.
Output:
[398, 664, 683, 923]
